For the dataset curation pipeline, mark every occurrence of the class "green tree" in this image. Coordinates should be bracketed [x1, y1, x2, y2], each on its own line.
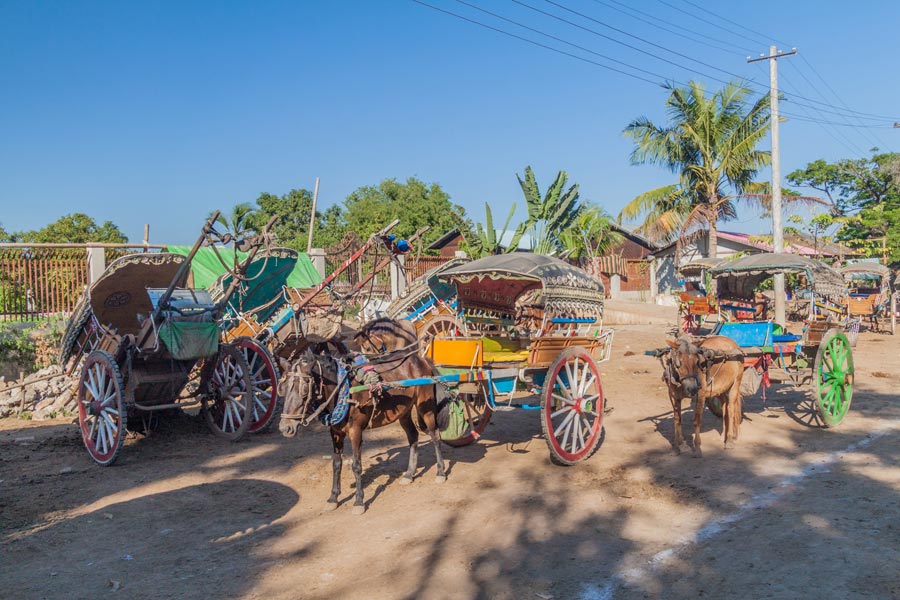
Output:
[788, 152, 900, 264]
[312, 204, 348, 249]
[517, 166, 582, 255]
[558, 205, 623, 260]
[210, 202, 256, 236]
[619, 81, 771, 257]
[0, 223, 10, 242]
[248, 189, 316, 250]
[14, 213, 128, 243]
[449, 202, 525, 258]
[342, 177, 466, 248]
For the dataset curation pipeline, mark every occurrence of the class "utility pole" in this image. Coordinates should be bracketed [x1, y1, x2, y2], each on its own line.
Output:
[307, 177, 320, 254]
[748, 46, 797, 326]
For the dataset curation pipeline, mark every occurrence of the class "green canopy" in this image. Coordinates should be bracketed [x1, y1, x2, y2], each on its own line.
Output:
[166, 246, 322, 289]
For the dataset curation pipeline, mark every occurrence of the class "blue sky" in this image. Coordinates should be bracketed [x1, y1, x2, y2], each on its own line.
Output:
[1, 0, 897, 244]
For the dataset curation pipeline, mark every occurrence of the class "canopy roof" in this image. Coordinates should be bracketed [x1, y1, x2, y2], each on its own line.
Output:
[209, 247, 299, 326]
[709, 253, 847, 299]
[387, 256, 469, 318]
[839, 262, 891, 279]
[166, 245, 321, 289]
[437, 253, 605, 314]
[677, 257, 724, 279]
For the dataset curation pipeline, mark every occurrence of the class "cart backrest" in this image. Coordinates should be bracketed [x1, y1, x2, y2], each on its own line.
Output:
[713, 321, 773, 348]
[89, 253, 188, 336]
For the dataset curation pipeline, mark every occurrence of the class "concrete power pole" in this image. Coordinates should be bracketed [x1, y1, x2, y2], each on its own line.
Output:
[748, 46, 796, 326]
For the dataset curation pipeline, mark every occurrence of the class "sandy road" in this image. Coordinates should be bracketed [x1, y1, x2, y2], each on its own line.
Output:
[1, 325, 898, 599]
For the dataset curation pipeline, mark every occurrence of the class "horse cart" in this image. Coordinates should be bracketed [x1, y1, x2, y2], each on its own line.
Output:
[387, 255, 470, 345]
[669, 253, 855, 427]
[58, 213, 277, 465]
[380, 253, 615, 465]
[839, 262, 893, 334]
[676, 258, 722, 334]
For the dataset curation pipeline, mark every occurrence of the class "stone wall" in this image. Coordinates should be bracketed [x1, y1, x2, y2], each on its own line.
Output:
[0, 365, 76, 420]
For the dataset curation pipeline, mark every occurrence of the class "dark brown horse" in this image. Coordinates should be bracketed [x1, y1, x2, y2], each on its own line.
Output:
[278, 317, 446, 514]
[660, 334, 744, 457]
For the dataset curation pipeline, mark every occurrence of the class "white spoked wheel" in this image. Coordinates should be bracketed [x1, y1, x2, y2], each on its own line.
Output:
[78, 350, 127, 466]
[540, 347, 605, 466]
[202, 344, 253, 441]
[419, 314, 467, 356]
[232, 337, 280, 434]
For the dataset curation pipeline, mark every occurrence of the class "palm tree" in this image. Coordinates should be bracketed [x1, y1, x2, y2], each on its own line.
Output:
[449, 202, 525, 259]
[209, 203, 256, 237]
[619, 81, 771, 259]
[558, 205, 623, 260]
[518, 166, 582, 255]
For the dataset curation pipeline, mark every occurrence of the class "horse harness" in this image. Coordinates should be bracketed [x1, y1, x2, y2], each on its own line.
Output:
[280, 344, 421, 427]
[661, 345, 741, 394]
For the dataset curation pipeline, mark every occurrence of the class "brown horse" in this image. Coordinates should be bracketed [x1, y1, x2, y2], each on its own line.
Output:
[278, 317, 446, 514]
[660, 334, 744, 457]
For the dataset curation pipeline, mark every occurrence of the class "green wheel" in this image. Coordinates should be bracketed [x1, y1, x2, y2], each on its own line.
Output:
[814, 329, 854, 427]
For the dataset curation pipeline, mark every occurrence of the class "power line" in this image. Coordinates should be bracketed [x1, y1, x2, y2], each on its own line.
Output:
[654, 0, 763, 47]
[588, 0, 749, 56]
[522, 0, 758, 87]
[779, 113, 897, 129]
[783, 60, 882, 150]
[798, 54, 892, 151]
[679, 0, 792, 47]
[531, 0, 900, 122]
[451, 0, 684, 83]
[411, 0, 661, 85]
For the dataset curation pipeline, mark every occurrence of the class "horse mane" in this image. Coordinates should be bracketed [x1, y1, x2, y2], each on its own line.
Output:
[356, 317, 417, 344]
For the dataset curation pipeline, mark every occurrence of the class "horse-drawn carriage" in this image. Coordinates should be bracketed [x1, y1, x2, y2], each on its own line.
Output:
[408, 253, 615, 465]
[58, 213, 280, 465]
[387, 255, 470, 346]
[686, 253, 854, 427]
[676, 258, 722, 334]
[839, 262, 893, 334]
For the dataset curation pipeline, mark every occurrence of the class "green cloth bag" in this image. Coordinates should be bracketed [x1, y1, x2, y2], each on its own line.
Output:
[158, 320, 220, 360]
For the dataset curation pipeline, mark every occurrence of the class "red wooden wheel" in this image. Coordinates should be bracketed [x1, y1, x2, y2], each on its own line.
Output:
[78, 350, 127, 466]
[232, 337, 279, 433]
[201, 344, 253, 441]
[540, 347, 604, 465]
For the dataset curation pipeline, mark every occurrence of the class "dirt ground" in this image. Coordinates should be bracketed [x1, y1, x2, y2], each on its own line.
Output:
[2, 323, 899, 600]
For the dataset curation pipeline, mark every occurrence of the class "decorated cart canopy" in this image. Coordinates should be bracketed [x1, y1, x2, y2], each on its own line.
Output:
[387, 256, 469, 319]
[166, 245, 321, 289]
[437, 253, 605, 317]
[59, 253, 190, 367]
[677, 257, 724, 280]
[839, 262, 892, 281]
[208, 247, 299, 327]
[709, 253, 848, 300]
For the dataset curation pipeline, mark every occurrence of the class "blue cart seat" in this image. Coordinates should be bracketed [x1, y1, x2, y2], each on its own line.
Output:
[714, 321, 773, 347]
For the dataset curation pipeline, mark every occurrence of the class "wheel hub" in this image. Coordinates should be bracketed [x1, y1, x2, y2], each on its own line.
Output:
[89, 400, 103, 417]
[573, 397, 584, 414]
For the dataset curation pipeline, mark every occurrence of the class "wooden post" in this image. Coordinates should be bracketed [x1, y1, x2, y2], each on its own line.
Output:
[143, 224, 150, 252]
[307, 177, 320, 254]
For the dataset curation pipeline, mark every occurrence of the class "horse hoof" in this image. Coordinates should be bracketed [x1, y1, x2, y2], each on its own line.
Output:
[434, 475, 447, 484]
[322, 502, 338, 512]
[724, 441, 736, 450]
[351, 505, 366, 515]
[398, 476, 413, 486]
[692, 450, 703, 458]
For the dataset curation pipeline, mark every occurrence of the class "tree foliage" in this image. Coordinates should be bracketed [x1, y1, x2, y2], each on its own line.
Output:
[248, 189, 316, 250]
[557, 205, 622, 260]
[788, 152, 900, 264]
[342, 177, 465, 249]
[517, 166, 582, 255]
[450, 202, 524, 259]
[619, 81, 771, 258]
[12, 213, 128, 244]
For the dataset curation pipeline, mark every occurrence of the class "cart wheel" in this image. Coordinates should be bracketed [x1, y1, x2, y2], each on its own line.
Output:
[814, 329, 854, 427]
[232, 337, 280, 434]
[78, 350, 127, 466]
[202, 344, 253, 441]
[540, 347, 605, 465]
[419, 314, 467, 356]
[440, 383, 493, 447]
